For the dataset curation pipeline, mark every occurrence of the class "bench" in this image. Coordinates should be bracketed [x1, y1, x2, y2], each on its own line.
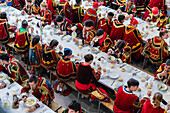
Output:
[50, 101, 62, 112]
[58, 107, 65, 113]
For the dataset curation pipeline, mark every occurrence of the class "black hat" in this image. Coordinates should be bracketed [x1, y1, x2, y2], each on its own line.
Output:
[0, 12, 7, 19]
[64, 48, 72, 56]
[0, 53, 9, 62]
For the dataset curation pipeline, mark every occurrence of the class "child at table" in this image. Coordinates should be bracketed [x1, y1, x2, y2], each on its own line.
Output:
[141, 92, 167, 113]
[113, 78, 141, 113]
[29, 35, 42, 76]
[72, 19, 96, 45]
[91, 29, 113, 52]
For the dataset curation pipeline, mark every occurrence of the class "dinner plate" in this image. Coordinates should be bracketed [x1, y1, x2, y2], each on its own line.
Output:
[107, 56, 115, 63]
[11, 85, 20, 92]
[109, 71, 119, 79]
[157, 83, 168, 91]
[90, 47, 100, 54]
[24, 97, 37, 108]
[124, 65, 133, 73]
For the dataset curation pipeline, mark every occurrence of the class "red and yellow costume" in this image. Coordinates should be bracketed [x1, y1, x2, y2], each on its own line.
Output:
[29, 43, 42, 67]
[97, 18, 113, 34]
[14, 28, 31, 53]
[52, 17, 72, 35]
[141, 36, 169, 64]
[40, 9, 52, 25]
[21, 77, 55, 105]
[5, 60, 29, 85]
[82, 8, 98, 30]
[55, 57, 76, 81]
[113, 0, 125, 6]
[141, 99, 167, 113]
[41, 44, 59, 69]
[154, 63, 170, 86]
[93, 32, 113, 52]
[113, 86, 140, 113]
[5, 0, 21, 10]
[133, 0, 148, 17]
[22, 4, 40, 15]
[142, 0, 167, 20]
[109, 39, 131, 63]
[62, 107, 87, 113]
[110, 20, 125, 42]
[123, 26, 143, 55]
[0, 19, 9, 43]
[75, 23, 96, 45]
[70, 4, 84, 25]
[47, 0, 57, 15]
[75, 62, 110, 102]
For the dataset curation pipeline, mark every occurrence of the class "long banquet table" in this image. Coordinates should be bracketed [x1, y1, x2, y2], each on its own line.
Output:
[0, 2, 170, 110]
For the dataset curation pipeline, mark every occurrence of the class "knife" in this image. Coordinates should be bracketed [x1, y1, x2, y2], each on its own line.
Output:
[119, 64, 126, 68]
[111, 80, 116, 86]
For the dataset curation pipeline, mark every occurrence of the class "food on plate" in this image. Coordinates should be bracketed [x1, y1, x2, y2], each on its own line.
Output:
[25, 108, 29, 112]
[111, 64, 114, 68]
[150, 28, 153, 31]
[141, 78, 146, 82]
[145, 31, 148, 34]
[66, 39, 70, 42]
[148, 23, 153, 26]
[147, 85, 152, 89]
[0, 75, 5, 80]
[121, 68, 125, 72]
[91, 48, 97, 52]
[103, 68, 106, 72]
[137, 88, 141, 92]
[27, 99, 35, 105]
[118, 78, 123, 82]
[48, 38, 51, 41]
[12, 13, 15, 16]
[158, 84, 166, 90]
[77, 53, 79, 56]
[78, 46, 82, 49]
[85, 3, 88, 6]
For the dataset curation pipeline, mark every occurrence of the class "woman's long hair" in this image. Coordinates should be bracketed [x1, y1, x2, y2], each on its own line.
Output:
[32, 35, 40, 47]
[152, 92, 163, 108]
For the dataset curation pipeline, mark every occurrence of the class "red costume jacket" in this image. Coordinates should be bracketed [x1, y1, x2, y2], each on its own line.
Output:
[40, 9, 52, 25]
[41, 44, 59, 69]
[110, 20, 125, 42]
[154, 63, 170, 86]
[141, 99, 167, 113]
[70, 4, 84, 24]
[14, 28, 31, 53]
[113, 86, 139, 113]
[22, 4, 40, 15]
[75, 23, 96, 45]
[93, 32, 113, 52]
[55, 57, 76, 81]
[123, 26, 143, 54]
[82, 8, 98, 30]
[97, 18, 113, 34]
[21, 77, 54, 105]
[0, 19, 9, 43]
[6, 60, 29, 85]
[52, 17, 72, 35]
[141, 36, 169, 64]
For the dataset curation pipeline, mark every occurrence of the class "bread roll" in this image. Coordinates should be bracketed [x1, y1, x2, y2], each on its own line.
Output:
[146, 31, 148, 34]
[111, 65, 114, 68]
[121, 68, 125, 72]
[118, 78, 123, 82]
[137, 88, 141, 92]
[77, 53, 79, 56]
[103, 68, 106, 72]
[78, 46, 82, 49]
[141, 78, 146, 82]
[150, 28, 153, 31]
[147, 85, 151, 89]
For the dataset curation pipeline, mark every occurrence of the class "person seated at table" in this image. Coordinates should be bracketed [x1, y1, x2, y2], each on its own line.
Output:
[142, 0, 167, 21]
[113, 0, 125, 6]
[141, 29, 169, 65]
[51, 15, 72, 35]
[110, 15, 126, 42]
[72, 20, 96, 45]
[75, 54, 110, 102]
[36, 1, 52, 25]
[53, 48, 76, 96]
[91, 29, 113, 52]
[21, 75, 54, 112]
[117, 0, 136, 15]
[0, 12, 17, 33]
[141, 92, 167, 113]
[123, 16, 143, 60]
[21, 0, 40, 16]
[82, 2, 99, 30]
[144, 7, 167, 29]
[154, 59, 170, 86]
[113, 78, 141, 112]
[41, 39, 60, 69]
[0, 53, 29, 88]
[97, 12, 114, 35]
[62, 100, 88, 113]
[165, 16, 170, 29]
[107, 39, 131, 63]
[70, 0, 84, 25]
[29, 35, 42, 76]
[14, 20, 33, 62]
[52, 0, 70, 18]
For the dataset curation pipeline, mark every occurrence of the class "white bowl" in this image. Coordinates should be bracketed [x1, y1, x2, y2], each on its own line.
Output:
[24, 97, 37, 108]
[157, 83, 168, 91]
